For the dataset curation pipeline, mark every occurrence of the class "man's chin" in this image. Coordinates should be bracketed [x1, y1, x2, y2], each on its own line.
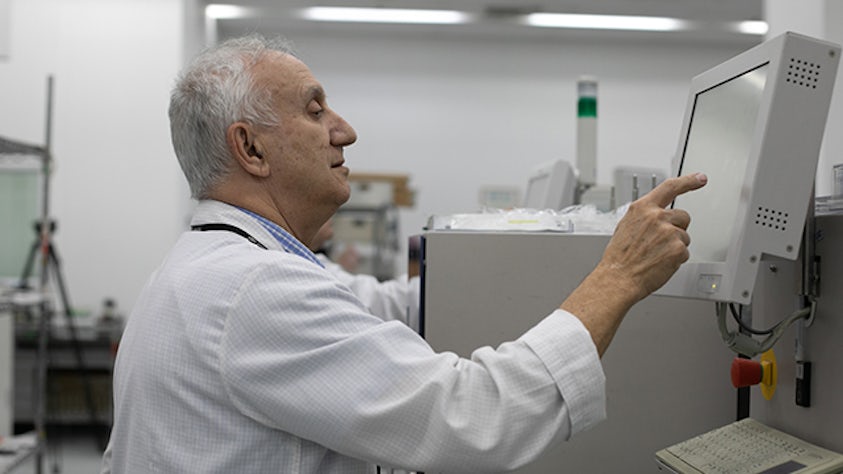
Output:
[337, 185, 351, 206]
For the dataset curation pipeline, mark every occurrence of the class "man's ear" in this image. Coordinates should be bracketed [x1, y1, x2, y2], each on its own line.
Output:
[226, 122, 270, 178]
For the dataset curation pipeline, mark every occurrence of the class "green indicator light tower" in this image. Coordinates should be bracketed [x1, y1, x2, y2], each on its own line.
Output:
[576, 76, 598, 200]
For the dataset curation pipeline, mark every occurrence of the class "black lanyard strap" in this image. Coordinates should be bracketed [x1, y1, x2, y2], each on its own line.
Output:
[191, 223, 268, 249]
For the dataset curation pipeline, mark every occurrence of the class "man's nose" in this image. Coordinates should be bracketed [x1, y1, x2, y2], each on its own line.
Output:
[331, 112, 357, 147]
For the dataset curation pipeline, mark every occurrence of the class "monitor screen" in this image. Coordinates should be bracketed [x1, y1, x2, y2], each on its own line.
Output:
[675, 65, 769, 263]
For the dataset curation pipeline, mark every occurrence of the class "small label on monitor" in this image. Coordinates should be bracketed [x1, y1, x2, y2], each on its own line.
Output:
[697, 274, 722, 294]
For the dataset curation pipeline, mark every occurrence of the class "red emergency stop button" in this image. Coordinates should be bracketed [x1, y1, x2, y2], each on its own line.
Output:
[729, 350, 778, 400]
[731, 358, 763, 388]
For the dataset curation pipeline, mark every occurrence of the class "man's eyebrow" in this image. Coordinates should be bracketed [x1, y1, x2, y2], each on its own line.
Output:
[305, 85, 326, 102]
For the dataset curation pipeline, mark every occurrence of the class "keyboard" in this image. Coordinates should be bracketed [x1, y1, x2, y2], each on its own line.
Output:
[655, 418, 843, 474]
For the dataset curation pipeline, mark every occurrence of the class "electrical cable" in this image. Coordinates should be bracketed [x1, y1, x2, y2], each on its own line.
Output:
[729, 303, 774, 335]
[716, 302, 812, 358]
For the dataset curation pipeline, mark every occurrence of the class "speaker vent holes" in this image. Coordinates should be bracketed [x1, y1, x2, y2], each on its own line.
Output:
[786, 58, 820, 89]
[755, 207, 789, 231]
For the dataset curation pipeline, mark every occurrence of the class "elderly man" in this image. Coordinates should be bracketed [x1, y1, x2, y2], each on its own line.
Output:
[102, 35, 706, 473]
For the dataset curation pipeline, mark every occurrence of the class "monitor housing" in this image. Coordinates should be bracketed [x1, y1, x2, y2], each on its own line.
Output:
[657, 32, 840, 305]
[523, 159, 577, 210]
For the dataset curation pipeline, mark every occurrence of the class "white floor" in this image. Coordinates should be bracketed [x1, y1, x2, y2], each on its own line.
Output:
[9, 430, 105, 474]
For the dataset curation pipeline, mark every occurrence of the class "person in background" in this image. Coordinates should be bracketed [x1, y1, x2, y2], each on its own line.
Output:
[310, 218, 421, 331]
[101, 34, 706, 473]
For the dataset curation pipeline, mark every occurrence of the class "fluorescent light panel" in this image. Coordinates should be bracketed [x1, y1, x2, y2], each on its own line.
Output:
[525, 13, 687, 32]
[301, 7, 470, 25]
[736, 20, 769, 35]
[206, 4, 252, 20]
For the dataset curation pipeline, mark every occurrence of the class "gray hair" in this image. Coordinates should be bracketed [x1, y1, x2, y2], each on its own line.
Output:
[169, 35, 296, 199]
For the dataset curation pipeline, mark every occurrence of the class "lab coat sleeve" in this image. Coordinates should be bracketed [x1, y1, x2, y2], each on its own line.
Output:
[320, 256, 419, 329]
[219, 260, 605, 473]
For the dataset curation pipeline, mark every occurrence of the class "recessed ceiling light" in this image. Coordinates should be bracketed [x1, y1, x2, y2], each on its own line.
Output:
[524, 13, 688, 32]
[735, 20, 769, 35]
[300, 7, 471, 25]
[205, 4, 253, 20]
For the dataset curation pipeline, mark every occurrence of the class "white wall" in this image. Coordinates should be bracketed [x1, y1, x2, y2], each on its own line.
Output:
[765, 0, 843, 196]
[272, 31, 752, 256]
[0, 0, 188, 315]
[0, 0, 9, 58]
[1, 2, 758, 313]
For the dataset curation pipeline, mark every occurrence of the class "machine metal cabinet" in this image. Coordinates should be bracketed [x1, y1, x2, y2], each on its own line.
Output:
[421, 231, 736, 473]
[750, 214, 843, 453]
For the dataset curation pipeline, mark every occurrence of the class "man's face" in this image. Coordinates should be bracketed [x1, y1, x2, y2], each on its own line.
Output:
[252, 52, 357, 216]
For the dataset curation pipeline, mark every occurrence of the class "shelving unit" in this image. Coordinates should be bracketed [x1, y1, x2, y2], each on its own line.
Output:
[332, 173, 414, 281]
[333, 204, 400, 281]
[0, 76, 103, 472]
[0, 83, 52, 473]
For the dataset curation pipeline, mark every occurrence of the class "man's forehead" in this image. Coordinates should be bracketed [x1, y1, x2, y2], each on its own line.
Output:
[256, 52, 323, 100]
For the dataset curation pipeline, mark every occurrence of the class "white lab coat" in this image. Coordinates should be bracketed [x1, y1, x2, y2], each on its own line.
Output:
[102, 200, 606, 473]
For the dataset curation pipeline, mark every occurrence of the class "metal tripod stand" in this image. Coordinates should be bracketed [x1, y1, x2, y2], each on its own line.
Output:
[17, 219, 105, 473]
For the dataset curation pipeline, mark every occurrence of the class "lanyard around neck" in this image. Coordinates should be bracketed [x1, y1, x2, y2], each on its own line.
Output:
[190, 223, 268, 249]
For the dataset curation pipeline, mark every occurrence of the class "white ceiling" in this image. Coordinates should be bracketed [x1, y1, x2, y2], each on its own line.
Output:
[215, 0, 763, 20]
[210, 0, 766, 46]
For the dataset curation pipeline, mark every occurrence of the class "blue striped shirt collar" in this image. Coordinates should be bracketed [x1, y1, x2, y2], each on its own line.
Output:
[238, 208, 324, 269]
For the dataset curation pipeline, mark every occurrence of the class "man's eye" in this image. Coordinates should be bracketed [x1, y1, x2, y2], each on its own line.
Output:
[309, 102, 324, 117]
